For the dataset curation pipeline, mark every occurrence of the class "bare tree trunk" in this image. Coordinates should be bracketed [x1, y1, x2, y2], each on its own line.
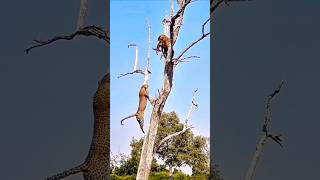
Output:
[136, 61, 174, 180]
[245, 134, 268, 180]
[135, 1, 208, 179]
[77, 0, 88, 30]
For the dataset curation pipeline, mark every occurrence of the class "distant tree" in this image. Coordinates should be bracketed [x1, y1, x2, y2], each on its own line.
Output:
[187, 136, 210, 176]
[156, 112, 210, 177]
[113, 111, 210, 178]
[155, 112, 193, 176]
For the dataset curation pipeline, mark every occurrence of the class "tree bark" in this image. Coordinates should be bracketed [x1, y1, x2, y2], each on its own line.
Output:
[136, 61, 174, 180]
[245, 134, 268, 180]
[136, 1, 204, 179]
[77, 0, 88, 30]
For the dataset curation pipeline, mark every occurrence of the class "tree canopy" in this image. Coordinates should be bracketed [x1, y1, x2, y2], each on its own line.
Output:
[111, 111, 214, 178]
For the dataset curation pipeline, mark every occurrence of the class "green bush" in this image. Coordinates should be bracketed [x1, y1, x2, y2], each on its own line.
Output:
[150, 171, 170, 180]
[173, 171, 189, 179]
[190, 174, 208, 180]
[110, 174, 136, 180]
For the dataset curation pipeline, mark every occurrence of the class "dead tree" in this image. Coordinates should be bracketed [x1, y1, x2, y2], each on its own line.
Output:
[118, 1, 210, 179]
[211, 0, 253, 179]
[245, 81, 285, 180]
[119, 1, 208, 179]
[25, 1, 110, 179]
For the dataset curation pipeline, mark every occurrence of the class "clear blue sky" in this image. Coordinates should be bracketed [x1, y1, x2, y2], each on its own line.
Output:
[110, 0, 210, 155]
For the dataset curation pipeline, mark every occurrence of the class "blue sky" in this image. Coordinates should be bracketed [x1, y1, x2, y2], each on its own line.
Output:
[110, 0, 210, 156]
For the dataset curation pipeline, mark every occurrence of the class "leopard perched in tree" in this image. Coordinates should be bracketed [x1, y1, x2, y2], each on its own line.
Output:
[45, 73, 110, 180]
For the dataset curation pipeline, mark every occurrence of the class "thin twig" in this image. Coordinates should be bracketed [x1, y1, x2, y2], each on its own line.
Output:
[175, 18, 210, 64]
[212, 0, 253, 14]
[174, 56, 200, 65]
[175, 33, 209, 63]
[117, 70, 145, 78]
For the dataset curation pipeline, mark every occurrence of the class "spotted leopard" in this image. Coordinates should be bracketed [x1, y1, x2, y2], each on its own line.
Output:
[45, 73, 109, 180]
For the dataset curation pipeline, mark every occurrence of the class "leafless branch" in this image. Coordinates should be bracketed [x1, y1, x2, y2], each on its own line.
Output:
[170, 0, 192, 45]
[174, 56, 200, 65]
[245, 80, 285, 180]
[117, 69, 145, 78]
[175, 18, 210, 63]
[202, 18, 210, 35]
[264, 80, 285, 128]
[154, 89, 198, 152]
[25, 25, 109, 54]
[211, 0, 253, 14]
[155, 126, 193, 153]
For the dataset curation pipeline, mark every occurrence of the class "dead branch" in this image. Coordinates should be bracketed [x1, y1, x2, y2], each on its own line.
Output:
[174, 56, 200, 65]
[155, 126, 193, 153]
[174, 18, 210, 64]
[117, 70, 145, 78]
[245, 80, 285, 180]
[154, 89, 198, 152]
[211, 0, 253, 14]
[264, 80, 284, 129]
[118, 44, 146, 78]
[210, 0, 252, 14]
[170, 0, 192, 45]
[25, 25, 109, 53]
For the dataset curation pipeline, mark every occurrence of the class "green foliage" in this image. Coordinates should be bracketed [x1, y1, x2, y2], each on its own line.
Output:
[173, 171, 189, 179]
[113, 138, 143, 175]
[189, 174, 209, 180]
[112, 111, 213, 178]
[156, 112, 194, 168]
[110, 174, 136, 180]
[113, 138, 165, 176]
[111, 171, 214, 179]
[149, 171, 170, 179]
[187, 136, 210, 175]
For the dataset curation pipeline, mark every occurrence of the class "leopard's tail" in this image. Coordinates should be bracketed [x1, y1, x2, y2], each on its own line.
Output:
[44, 163, 86, 180]
[120, 113, 137, 125]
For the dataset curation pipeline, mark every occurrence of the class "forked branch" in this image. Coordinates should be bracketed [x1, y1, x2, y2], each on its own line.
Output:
[154, 89, 199, 152]
[25, 25, 109, 53]
[175, 18, 210, 64]
[118, 44, 149, 78]
[245, 80, 285, 180]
